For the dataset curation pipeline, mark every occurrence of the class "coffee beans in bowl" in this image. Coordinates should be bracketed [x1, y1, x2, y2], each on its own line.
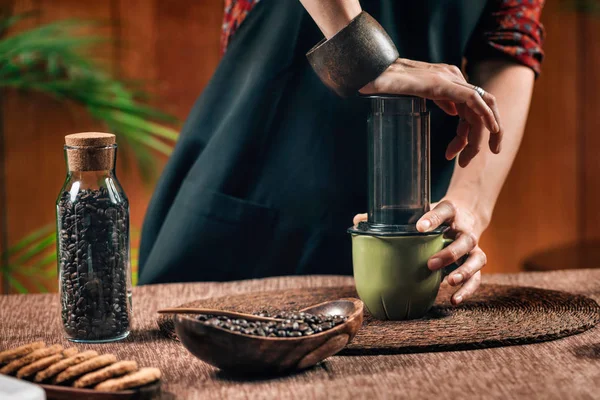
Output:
[173, 298, 364, 374]
[195, 311, 348, 338]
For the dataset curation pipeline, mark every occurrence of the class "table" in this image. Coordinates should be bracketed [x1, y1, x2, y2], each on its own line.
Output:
[2, 270, 600, 399]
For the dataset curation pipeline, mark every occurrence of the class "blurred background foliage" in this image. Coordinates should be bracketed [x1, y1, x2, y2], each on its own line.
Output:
[0, 9, 178, 293]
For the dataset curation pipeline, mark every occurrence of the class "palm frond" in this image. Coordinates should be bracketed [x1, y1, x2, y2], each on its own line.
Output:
[1, 222, 142, 293]
[0, 10, 36, 35]
[0, 13, 177, 293]
[3, 224, 53, 257]
[6, 275, 28, 294]
[0, 14, 180, 180]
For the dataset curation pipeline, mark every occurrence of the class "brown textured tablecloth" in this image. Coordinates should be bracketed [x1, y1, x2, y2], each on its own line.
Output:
[2, 270, 600, 399]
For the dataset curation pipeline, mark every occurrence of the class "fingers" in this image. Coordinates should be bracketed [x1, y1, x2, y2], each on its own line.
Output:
[457, 104, 485, 168]
[362, 60, 502, 157]
[445, 126, 468, 160]
[453, 81, 503, 149]
[450, 82, 499, 135]
[427, 231, 478, 271]
[434, 100, 458, 116]
[446, 246, 486, 286]
[445, 103, 471, 161]
[481, 91, 503, 154]
[416, 200, 456, 233]
[451, 270, 481, 305]
[459, 122, 484, 167]
[353, 213, 367, 226]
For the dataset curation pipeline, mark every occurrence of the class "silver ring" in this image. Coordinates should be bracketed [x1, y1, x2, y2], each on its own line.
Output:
[473, 86, 485, 98]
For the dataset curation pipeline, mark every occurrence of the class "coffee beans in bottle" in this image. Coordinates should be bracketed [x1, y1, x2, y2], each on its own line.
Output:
[56, 133, 132, 343]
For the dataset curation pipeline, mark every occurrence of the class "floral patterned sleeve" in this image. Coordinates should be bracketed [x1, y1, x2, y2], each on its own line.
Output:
[221, 0, 261, 55]
[465, 0, 546, 77]
[222, 0, 546, 77]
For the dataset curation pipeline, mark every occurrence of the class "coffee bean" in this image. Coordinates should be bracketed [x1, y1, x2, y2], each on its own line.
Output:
[194, 309, 347, 338]
[58, 188, 130, 341]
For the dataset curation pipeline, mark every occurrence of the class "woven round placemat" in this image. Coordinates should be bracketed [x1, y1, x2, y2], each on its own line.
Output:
[157, 284, 600, 354]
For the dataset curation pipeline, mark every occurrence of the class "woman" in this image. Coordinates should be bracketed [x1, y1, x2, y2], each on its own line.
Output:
[138, 0, 544, 306]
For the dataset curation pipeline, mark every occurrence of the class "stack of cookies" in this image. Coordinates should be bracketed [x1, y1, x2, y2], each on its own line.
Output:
[0, 342, 161, 392]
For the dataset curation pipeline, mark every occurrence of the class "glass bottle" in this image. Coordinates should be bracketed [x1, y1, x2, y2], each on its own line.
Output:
[56, 132, 132, 343]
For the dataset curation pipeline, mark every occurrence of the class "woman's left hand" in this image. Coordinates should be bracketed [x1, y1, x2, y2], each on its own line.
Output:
[352, 198, 489, 306]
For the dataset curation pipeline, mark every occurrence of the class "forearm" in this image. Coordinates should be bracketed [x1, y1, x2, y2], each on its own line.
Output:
[298, 0, 362, 38]
[444, 60, 535, 229]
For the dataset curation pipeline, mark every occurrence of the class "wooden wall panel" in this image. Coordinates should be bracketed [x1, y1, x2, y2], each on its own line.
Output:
[0, 92, 5, 293]
[1, 0, 598, 292]
[1, 0, 222, 293]
[582, 13, 600, 241]
[479, 0, 580, 273]
[3, 0, 113, 293]
[115, 0, 222, 240]
[1, 0, 39, 294]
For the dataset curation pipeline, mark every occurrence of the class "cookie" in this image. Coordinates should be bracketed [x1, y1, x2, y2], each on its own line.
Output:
[34, 350, 98, 383]
[0, 344, 63, 375]
[73, 360, 138, 388]
[0, 341, 45, 364]
[95, 367, 161, 392]
[54, 354, 117, 384]
[62, 348, 79, 357]
[16, 353, 64, 379]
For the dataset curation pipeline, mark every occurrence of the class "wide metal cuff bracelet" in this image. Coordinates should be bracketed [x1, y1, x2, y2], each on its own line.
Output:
[306, 11, 399, 98]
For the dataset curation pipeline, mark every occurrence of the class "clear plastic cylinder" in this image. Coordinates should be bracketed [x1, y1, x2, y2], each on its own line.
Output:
[366, 95, 430, 229]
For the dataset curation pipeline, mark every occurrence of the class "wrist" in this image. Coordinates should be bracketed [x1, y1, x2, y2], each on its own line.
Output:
[323, 7, 362, 38]
[300, 1, 362, 39]
[306, 11, 399, 97]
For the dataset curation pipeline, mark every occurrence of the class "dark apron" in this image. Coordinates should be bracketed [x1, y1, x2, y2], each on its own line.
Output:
[138, 0, 487, 284]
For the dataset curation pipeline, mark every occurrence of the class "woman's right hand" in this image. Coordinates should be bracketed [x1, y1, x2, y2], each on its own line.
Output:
[360, 58, 503, 167]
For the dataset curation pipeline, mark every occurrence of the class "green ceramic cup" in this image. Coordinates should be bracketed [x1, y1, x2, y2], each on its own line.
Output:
[351, 233, 452, 320]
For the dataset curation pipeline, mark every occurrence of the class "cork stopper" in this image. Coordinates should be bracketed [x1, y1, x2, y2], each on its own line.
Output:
[65, 132, 116, 147]
[65, 132, 116, 171]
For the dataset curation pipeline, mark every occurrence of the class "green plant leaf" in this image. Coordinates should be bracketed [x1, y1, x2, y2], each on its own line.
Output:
[0, 11, 37, 34]
[4, 221, 141, 291]
[33, 251, 57, 270]
[0, 12, 174, 293]
[42, 268, 58, 278]
[106, 111, 179, 140]
[0, 14, 180, 182]
[11, 233, 56, 266]
[15, 251, 57, 276]
[30, 278, 47, 293]
[2, 224, 54, 258]
[6, 275, 28, 294]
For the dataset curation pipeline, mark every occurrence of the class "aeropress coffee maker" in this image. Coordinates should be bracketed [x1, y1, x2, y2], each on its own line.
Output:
[348, 95, 451, 321]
